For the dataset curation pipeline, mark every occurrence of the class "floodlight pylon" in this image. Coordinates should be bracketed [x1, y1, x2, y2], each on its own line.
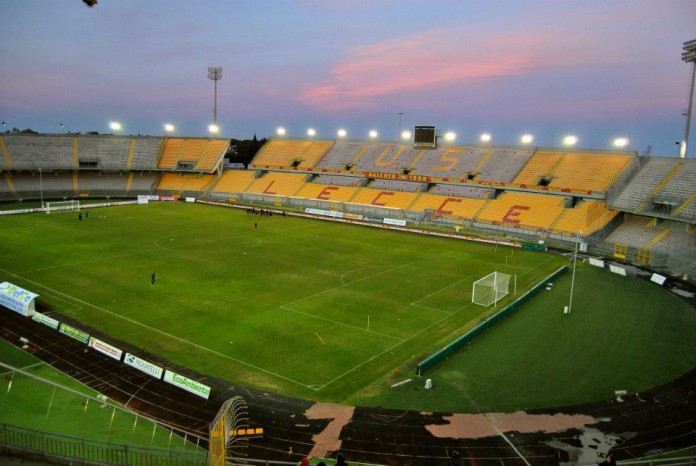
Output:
[208, 67, 223, 126]
[681, 39, 696, 158]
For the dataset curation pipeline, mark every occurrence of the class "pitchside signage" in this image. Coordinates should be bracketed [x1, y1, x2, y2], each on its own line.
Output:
[163, 370, 211, 399]
[0, 282, 39, 317]
[88, 337, 123, 361]
[124, 353, 164, 379]
[32, 312, 60, 330]
[58, 323, 90, 344]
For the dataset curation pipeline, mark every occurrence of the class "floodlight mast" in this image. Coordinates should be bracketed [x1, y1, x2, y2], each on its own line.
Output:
[207, 66, 223, 126]
[681, 39, 696, 158]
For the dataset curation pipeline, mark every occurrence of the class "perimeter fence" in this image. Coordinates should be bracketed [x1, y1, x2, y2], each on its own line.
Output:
[0, 423, 207, 466]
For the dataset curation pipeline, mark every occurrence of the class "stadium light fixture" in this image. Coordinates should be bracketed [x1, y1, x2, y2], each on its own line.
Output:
[368, 129, 378, 139]
[563, 135, 578, 147]
[208, 123, 219, 134]
[681, 39, 696, 158]
[109, 121, 122, 133]
[401, 130, 412, 140]
[613, 137, 629, 149]
[163, 123, 175, 135]
[307, 128, 316, 137]
[444, 131, 456, 142]
[480, 132, 492, 143]
[207, 66, 222, 125]
[337, 128, 347, 138]
[276, 127, 286, 136]
[520, 134, 534, 145]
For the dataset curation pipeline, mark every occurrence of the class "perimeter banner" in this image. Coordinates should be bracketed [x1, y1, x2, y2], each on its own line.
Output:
[58, 323, 90, 344]
[88, 337, 123, 361]
[163, 370, 211, 399]
[32, 312, 59, 330]
[124, 353, 164, 379]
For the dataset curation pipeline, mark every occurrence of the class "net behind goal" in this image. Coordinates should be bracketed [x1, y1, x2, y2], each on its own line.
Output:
[472, 271, 511, 307]
[45, 200, 80, 214]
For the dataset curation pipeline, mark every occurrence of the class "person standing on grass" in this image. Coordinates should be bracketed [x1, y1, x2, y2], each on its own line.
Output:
[151, 271, 156, 286]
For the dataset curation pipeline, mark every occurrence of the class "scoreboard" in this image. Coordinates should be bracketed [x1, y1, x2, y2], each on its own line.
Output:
[413, 125, 436, 148]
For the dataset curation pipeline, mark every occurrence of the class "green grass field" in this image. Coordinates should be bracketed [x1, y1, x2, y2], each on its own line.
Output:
[1, 201, 694, 413]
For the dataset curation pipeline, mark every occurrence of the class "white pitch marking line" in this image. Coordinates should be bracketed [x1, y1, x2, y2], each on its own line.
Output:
[286, 253, 445, 308]
[280, 305, 404, 342]
[485, 415, 532, 466]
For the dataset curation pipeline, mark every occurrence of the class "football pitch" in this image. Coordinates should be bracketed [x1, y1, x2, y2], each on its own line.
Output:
[1, 201, 695, 412]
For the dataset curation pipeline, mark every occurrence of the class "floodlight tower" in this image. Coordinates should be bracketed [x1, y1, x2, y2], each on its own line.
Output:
[207, 66, 223, 126]
[681, 39, 696, 158]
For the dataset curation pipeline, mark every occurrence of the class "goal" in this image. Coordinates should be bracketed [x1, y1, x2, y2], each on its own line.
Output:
[472, 271, 511, 307]
[45, 200, 80, 214]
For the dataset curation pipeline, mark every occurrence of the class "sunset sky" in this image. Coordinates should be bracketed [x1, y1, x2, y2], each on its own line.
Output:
[1, 0, 695, 156]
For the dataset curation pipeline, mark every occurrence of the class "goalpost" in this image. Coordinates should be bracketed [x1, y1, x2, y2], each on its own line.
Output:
[472, 271, 511, 307]
[45, 200, 80, 214]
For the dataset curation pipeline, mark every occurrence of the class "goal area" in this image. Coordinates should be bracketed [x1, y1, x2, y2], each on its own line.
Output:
[472, 271, 511, 307]
[45, 200, 80, 214]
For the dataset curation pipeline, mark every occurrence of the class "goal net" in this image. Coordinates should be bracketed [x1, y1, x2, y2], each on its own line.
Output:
[45, 200, 80, 214]
[472, 271, 511, 307]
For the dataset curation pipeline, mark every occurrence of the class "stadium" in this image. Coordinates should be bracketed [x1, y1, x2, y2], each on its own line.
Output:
[0, 128, 695, 466]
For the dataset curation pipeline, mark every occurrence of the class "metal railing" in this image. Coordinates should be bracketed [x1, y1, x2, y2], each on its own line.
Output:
[0, 423, 207, 466]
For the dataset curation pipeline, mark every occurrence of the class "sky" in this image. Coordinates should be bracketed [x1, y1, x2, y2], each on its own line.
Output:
[1, 0, 695, 156]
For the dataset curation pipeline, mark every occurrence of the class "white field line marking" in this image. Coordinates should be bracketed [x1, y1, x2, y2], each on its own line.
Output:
[0, 271, 317, 391]
[339, 266, 392, 286]
[284, 254, 444, 308]
[280, 254, 447, 341]
[409, 275, 474, 314]
[516, 254, 556, 278]
[485, 415, 532, 466]
[409, 302, 452, 313]
[316, 303, 470, 390]
[279, 304, 404, 342]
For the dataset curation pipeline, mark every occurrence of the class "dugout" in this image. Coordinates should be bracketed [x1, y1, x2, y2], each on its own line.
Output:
[0, 282, 39, 317]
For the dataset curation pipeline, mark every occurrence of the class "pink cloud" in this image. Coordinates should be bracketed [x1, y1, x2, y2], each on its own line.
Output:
[295, 0, 686, 114]
[297, 26, 591, 112]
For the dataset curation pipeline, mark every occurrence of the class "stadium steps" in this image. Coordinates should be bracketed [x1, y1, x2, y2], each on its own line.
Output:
[645, 228, 670, 250]
[470, 149, 493, 178]
[672, 192, 696, 216]
[2, 173, 16, 193]
[639, 163, 684, 211]
[125, 138, 137, 169]
[71, 137, 79, 168]
[0, 136, 13, 168]
[297, 140, 335, 168]
[348, 143, 369, 167]
[406, 149, 427, 171]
